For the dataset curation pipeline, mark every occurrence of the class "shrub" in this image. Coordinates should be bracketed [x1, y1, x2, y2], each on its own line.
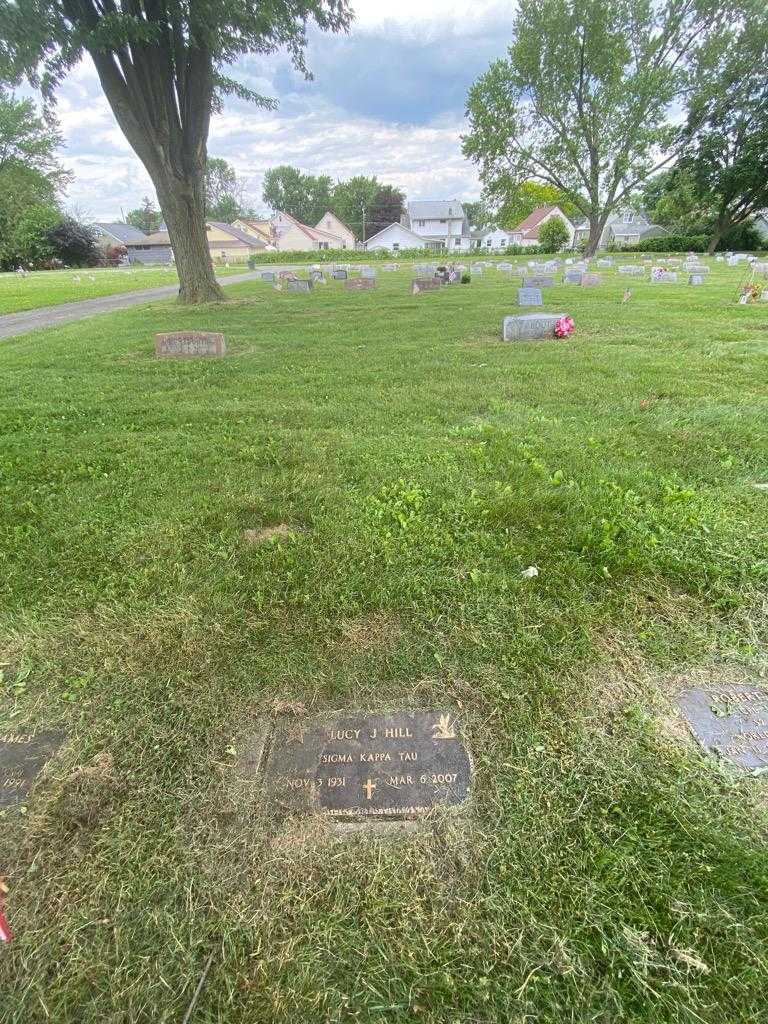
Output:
[461, 273, 471, 284]
[46, 217, 100, 266]
[538, 215, 570, 252]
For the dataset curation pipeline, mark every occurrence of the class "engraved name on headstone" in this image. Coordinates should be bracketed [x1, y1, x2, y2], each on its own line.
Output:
[154, 331, 226, 358]
[677, 684, 768, 769]
[517, 287, 543, 306]
[261, 710, 471, 819]
[563, 270, 584, 285]
[331, 269, 348, 280]
[0, 730, 65, 809]
[502, 313, 564, 341]
[522, 275, 555, 288]
[287, 279, 313, 293]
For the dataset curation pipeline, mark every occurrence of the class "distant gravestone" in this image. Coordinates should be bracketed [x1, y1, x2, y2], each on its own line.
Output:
[689, 274, 704, 286]
[1, 728, 65, 809]
[502, 313, 565, 341]
[155, 331, 226, 358]
[685, 265, 709, 274]
[331, 270, 348, 280]
[563, 270, 584, 285]
[677, 683, 768, 770]
[287, 279, 313, 293]
[310, 270, 326, 283]
[345, 277, 376, 291]
[651, 270, 677, 283]
[260, 271, 276, 282]
[618, 265, 644, 276]
[580, 273, 602, 287]
[597, 258, 613, 268]
[470, 265, 484, 275]
[411, 278, 441, 294]
[522, 275, 555, 288]
[517, 287, 543, 306]
[260, 710, 472, 820]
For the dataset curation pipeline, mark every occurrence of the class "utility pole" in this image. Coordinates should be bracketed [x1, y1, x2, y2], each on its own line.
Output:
[360, 201, 366, 244]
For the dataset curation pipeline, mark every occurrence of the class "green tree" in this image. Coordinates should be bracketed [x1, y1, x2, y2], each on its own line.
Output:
[205, 157, 252, 220]
[0, 90, 65, 269]
[331, 176, 379, 239]
[640, 168, 714, 233]
[493, 181, 580, 230]
[0, 2, 352, 303]
[262, 165, 333, 225]
[126, 196, 162, 235]
[538, 215, 570, 252]
[461, 200, 492, 231]
[676, 5, 768, 254]
[463, 0, 730, 256]
[367, 185, 406, 238]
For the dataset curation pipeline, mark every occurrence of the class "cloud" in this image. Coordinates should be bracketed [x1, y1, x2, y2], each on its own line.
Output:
[36, 1, 511, 219]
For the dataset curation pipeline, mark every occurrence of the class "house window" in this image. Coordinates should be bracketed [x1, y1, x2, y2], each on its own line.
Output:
[439, 219, 447, 224]
[393, 243, 400, 252]
[318, 242, 329, 250]
[454, 237, 461, 246]
[417, 219, 425, 227]
[486, 239, 492, 247]
[327, 220, 332, 228]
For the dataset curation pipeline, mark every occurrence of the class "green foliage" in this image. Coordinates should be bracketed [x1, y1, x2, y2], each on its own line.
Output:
[463, 0, 734, 254]
[618, 227, 766, 253]
[1, 202, 58, 269]
[263, 165, 334, 226]
[367, 184, 406, 238]
[537, 215, 570, 252]
[461, 200, 493, 231]
[126, 196, 162, 235]
[205, 157, 251, 221]
[46, 217, 100, 267]
[495, 181, 580, 229]
[330, 175, 379, 238]
[677, 5, 768, 251]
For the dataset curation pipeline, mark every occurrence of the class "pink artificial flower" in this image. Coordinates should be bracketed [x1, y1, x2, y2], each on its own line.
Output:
[554, 315, 574, 338]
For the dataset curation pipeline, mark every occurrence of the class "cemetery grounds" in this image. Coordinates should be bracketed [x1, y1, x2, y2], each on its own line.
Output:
[1, 259, 767, 1022]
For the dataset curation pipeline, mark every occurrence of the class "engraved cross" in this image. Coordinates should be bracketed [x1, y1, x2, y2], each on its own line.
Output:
[362, 778, 376, 800]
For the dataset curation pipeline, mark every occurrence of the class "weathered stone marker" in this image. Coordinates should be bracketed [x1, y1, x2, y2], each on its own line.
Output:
[522, 275, 555, 288]
[287, 279, 313, 293]
[155, 331, 226, 358]
[689, 273, 704, 286]
[580, 272, 602, 287]
[331, 269, 348, 280]
[677, 683, 768, 770]
[1, 729, 65, 809]
[345, 277, 376, 291]
[411, 278, 441, 294]
[502, 313, 565, 341]
[517, 287, 543, 306]
[563, 270, 584, 285]
[260, 710, 472, 820]
[260, 271, 276, 282]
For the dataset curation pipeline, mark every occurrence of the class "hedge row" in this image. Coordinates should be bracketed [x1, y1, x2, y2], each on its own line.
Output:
[247, 243, 566, 267]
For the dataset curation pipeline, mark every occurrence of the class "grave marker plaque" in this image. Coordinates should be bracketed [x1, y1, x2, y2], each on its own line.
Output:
[677, 684, 768, 770]
[517, 287, 543, 306]
[287, 279, 313, 293]
[580, 273, 602, 287]
[411, 278, 441, 294]
[331, 270, 348, 280]
[522, 275, 555, 288]
[503, 313, 564, 341]
[155, 331, 226, 358]
[261, 710, 471, 819]
[346, 277, 376, 291]
[1, 729, 65, 809]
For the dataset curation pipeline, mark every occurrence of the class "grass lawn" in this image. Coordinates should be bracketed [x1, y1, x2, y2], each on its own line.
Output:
[1, 262, 767, 1022]
[0, 264, 246, 315]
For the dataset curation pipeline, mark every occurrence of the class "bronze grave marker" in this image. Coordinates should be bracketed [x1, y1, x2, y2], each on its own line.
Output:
[677, 683, 768, 770]
[261, 710, 471, 820]
[0, 729, 65, 809]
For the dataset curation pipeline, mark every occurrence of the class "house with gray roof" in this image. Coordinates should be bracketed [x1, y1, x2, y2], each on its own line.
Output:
[406, 200, 471, 252]
[573, 209, 668, 248]
[93, 222, 173, 264]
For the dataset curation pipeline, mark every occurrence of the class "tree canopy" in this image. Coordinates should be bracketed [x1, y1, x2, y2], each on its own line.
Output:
[262, 165, 334, 226]
[126, 196, 163, 235]
[0, 0, 352, 301]
[538, 215, 570, 252]
[463, 0, 733, 255]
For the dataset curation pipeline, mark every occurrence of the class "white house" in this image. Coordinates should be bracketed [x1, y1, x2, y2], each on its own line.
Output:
[476, 227, 516, 251]
[406, 200, 471, 251]
[507, 205, 575, 248]
[266, 210, 353, 251]
[574, 209, 668, 247]
[364, 222, 426, 252]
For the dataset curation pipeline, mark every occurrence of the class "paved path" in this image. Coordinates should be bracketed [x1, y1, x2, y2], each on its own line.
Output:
[0, 270, 268, 342]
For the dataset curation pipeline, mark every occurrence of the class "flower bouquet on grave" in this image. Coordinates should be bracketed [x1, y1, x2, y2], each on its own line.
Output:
[741, 282, 764, 303]
[651, 267, 666, 281]
[554, 315, 574, 338]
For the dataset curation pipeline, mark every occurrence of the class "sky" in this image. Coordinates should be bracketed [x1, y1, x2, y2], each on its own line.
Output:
[41, 0, 513, 221]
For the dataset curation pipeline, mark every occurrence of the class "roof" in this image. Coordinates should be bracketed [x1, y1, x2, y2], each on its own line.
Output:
[207, 221, 265, 247]
[315, 211, 355, 238]
[408, 200, 465, 221]
[141, 231, 172, 246]
[364, 222, 426, 246]
[511, 206, 569, 239]
[94, 222, 149, 244]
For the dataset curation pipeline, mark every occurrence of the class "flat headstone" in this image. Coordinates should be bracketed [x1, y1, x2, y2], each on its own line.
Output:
[155, 331, 226, 358]
[502, 313, 565, 341]
[522, 275, 555, 288]
[597, 258, 613, 268]
[618, 265, 644, 275]
[411, 278, 441, 294]
[260, 710, 472, 820]
[580, 273, 601, 287]
[517, 287, 543, 306]
[260, 271, 276, 282]
[310, 270, 326, 283]
[1, 729, 65, 809]
[331, 270, 348, 280]
[689, 274, 704, 286]
[677, 683, 768, 770]
[345, 277, 376, 291]
[651, 270, 677, 283]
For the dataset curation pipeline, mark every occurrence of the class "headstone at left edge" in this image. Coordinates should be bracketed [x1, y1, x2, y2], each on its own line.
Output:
[1, 729, 65, 809]
[260, 710, 472, 820]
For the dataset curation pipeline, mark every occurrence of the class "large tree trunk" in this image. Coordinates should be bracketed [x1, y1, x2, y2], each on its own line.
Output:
[155, 170, 223, 304]
[706, 213, 732, 256]
[584, 214, 604, 257]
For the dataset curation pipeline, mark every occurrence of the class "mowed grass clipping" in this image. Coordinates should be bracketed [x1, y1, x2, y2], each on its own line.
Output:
[1, 262, 768, 1023]
[0, 263, 245, 314]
